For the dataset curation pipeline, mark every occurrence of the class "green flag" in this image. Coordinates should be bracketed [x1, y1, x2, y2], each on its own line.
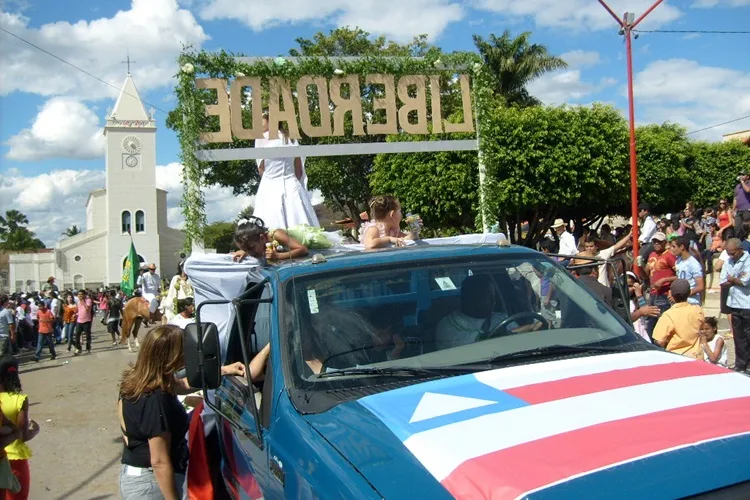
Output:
[121, 241, 138, 296]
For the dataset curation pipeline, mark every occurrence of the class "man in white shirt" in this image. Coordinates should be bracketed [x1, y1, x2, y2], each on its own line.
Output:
[552, 218, 577, 257]
[168, 298, 195, 329]
[137, 263, 162, 319]
[583, 230, 633, 287]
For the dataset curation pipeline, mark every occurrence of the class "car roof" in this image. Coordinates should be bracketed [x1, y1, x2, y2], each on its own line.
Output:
[269, 244, 542, 281]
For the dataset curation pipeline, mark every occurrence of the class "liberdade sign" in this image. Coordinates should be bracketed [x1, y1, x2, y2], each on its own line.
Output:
[196, 73, 474, 143]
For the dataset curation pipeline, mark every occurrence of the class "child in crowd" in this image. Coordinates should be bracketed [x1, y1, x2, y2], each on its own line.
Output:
[232, 217, 309, 262]
[699, 317, 728, 368]
[360, 195, 421, 250]
[0, 356, 39, 500]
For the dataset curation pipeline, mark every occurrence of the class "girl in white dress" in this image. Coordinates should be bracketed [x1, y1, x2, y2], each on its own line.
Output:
[699, 317, 728, 367]
[252, 114, 319, 229]
[160, 261, 194, 324]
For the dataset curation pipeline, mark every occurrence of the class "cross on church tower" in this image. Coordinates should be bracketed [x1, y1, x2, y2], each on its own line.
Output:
[121, 53, 136, 75]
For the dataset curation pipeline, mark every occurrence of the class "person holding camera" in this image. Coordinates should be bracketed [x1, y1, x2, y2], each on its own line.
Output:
[733, 171, 750, 239]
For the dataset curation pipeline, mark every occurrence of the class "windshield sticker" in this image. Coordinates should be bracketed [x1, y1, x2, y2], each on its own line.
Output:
[307, 289, 320, 314]
[434, 277, 457, 291]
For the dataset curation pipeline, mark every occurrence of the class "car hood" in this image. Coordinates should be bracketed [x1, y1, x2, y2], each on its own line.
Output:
[308, 350, 750, 499]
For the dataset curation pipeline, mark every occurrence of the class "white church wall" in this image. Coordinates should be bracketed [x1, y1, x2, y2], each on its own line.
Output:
[63, 234, 106, 289]
[9, 252, 56, 293]
[86, 189, 107, 231]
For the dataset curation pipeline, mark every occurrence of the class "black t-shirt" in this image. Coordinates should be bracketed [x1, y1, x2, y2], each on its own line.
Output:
[120, 388, 189, 472]
[108, 298, 123, 320]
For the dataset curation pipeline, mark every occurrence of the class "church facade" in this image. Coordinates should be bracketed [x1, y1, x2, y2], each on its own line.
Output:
[9, 74, 185, 292]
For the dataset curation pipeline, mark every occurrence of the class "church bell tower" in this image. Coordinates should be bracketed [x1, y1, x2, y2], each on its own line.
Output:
[103, 72, 160, 285]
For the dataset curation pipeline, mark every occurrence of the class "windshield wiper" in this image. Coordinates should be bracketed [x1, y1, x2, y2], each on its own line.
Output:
[475, 343, 642, 366]
[312, 366, 469, 379]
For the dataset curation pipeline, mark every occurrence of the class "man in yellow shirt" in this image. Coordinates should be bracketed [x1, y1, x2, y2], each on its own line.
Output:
[653, 279, 704, 358]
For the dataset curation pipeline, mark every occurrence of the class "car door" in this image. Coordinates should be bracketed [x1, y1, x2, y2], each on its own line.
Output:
[216, 284, 284, 499]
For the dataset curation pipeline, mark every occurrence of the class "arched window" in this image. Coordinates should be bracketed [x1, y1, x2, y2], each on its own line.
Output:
[122, 254, 146, 269]
[135, 210, 145, 233]
[121, 211, 132, 234]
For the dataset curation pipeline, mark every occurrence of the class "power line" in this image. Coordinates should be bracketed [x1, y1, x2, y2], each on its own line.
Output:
[634, 29, 750, 34]
[686, 114, 750, 136]
[0, 25, 169, 115]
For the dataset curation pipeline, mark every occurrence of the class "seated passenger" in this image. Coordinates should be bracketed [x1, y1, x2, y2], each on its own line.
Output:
[436, 275, 531, 350]
[360, 195, 422, 250]
[232, 216, 308, 262]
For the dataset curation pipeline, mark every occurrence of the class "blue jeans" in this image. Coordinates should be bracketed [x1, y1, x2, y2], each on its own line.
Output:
[646, 294, 672, 341]
[34, 333, 56, 359]
[119, 464, 185, 500]
[64, 322, 75, 346]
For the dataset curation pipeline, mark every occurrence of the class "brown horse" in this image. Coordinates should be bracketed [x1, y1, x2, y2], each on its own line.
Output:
[120, 297, 162, 351]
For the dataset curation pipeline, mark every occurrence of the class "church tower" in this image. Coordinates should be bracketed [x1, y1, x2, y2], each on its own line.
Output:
[103, 73, 160, 285]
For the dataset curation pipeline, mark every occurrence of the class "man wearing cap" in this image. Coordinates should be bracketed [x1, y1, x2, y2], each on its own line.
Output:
[733, 171, 750, 239]
[720, 238, 750, 373]
[137, 264, 162, 320]
[551, 219, 577, 257]
[570, 252, 613, 307]
[652, 279, 704, 359]
[41, 276, 58, 295]
[644, 231, 676, 339]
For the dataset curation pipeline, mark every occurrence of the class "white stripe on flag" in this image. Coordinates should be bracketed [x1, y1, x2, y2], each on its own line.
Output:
[474, 350, 689, 391]
[405, 372, 750, 481]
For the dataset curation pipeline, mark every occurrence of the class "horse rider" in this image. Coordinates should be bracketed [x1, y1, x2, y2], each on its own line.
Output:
[137, 263, 162, 322]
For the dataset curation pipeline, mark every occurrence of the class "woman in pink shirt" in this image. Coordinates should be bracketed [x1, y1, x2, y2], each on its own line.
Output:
[74, 291, 93, 355]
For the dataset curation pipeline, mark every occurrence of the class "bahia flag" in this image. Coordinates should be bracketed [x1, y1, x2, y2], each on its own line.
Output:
[121, 241, 139, 296]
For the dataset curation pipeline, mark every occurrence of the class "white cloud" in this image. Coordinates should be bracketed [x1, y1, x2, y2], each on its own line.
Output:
[0, 0, 208, 100]
[0, 168, 105, 245]
[473, 0, 682, 30]
[5, 97, 105, 161]
[632, 59, 750, 139]
[692, 0, 750, 6]
[529, 71, 616, 105]
[559, 50, 601, 69]
[196, 0, 464, 41]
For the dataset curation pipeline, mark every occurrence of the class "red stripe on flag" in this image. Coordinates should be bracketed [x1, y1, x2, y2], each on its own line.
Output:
[506, 359, 727, 405]
[441, 396, 750, 500]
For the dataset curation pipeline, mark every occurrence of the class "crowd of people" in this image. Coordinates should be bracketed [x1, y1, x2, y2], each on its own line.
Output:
[546, 179, 750, 375]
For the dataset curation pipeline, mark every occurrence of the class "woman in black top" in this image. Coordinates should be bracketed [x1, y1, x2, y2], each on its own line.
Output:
[118, 325, 247, 500]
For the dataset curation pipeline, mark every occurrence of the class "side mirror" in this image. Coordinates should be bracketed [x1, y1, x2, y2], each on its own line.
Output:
[183, 322, 221, 390]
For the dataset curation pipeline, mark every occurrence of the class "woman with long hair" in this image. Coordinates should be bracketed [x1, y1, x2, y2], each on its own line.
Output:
[0, 356, 40, 500]
[252, 112, 319, 230]
[118, 326, 253, 499]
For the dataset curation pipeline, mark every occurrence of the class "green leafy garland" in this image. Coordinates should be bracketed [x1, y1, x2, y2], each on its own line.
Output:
[172, 46, 486, 250]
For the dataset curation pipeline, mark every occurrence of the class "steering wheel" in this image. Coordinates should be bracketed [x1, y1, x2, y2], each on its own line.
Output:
[477, 312, 551, 341]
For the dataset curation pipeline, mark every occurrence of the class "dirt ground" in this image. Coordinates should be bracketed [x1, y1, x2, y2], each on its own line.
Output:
[19, 319, 138, 500]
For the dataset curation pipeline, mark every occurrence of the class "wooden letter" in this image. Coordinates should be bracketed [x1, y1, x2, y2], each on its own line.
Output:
[397, 75, 429, 135]
[268, 77, 301, 140]
[230, 77, 264, 140]
[296, 76, 332, 138]
[196, 78, 231, 143]
[365, 74, 397, 135]
[330, 75, 365, 136]
[443, 74, 475, 134]
[429, 75, 443, 134]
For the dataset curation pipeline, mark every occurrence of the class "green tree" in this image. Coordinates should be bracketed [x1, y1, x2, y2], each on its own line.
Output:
[0, 210, 45, 251]
[370, 133, 479, 236]
[290, 27, 432, 225]
[473, 31, 567, 107]
[481, 104, 630, 246]
[63, 225, 81, 237]
[633, 123, 693, 215]
[690, 140, 750, 208]
[203, 221, 236, 254]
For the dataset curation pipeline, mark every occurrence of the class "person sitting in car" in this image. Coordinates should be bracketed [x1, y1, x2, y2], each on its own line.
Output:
[435, 275, 539, 350]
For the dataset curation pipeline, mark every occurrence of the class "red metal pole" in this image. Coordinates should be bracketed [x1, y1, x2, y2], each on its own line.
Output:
[633, 0, 665, 27]
[625, 26, 641, 270]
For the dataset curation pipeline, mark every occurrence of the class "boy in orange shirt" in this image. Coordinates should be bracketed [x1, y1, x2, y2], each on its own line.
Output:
[33, 301, 57, 362]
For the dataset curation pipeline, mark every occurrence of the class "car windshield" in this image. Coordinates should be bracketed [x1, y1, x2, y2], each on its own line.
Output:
[283, 253, 644, 397]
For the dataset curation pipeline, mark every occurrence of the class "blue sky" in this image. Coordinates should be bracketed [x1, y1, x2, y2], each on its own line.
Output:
[1, 0, 749, 245]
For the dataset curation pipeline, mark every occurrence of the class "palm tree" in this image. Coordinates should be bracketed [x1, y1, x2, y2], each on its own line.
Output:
[0, 209, 29, 236]
[473, 31, 568, 107]
[63, 225, 81, 237]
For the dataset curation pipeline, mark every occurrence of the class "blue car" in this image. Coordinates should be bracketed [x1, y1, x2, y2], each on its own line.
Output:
[183, 243, 750, 499]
